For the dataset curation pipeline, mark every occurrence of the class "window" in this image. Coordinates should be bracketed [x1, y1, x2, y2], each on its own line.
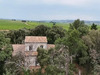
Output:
[29, 45, 32, 51]
[40, 45, 43, 48]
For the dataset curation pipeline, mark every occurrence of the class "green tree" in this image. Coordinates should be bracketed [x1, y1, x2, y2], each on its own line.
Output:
[50, 21, 56, 26]
[70, 19, 84, 29]
[0, 32, 12, 75]
[31, 25, 66, 44]
[56, 29, 89, 65]
[55, 29, 90, 75]
[69, 19, 89, 37]
[91, 23, 97, 30]
[46, 26, 66, 44]
[7, 28, 30, 44]
[82, 30, 100, 74]
[30, 25, 50, 36]
[37, 46, 70, 75]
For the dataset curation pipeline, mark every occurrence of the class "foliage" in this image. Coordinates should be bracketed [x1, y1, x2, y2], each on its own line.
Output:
[7, 28, 30, 44]
[7, 25, 66, 44]
[91, 23, 97, 30]
[37, 46, 70, 75]
[37, 48, 49, 68]
[23, 69, 31, 75]
[82, 30, 100, 74]
[69, 19, 89, 37]
[68, 64, 78, 75]
[30, 25, 66, 44]
[0, 32, 12, 75]
[46, 26, 66, 44]
[30, 25, 50, 36]
[3, 69, 16, 75]
[56, 29, 89, 65]
[50, 21, 56, 25]
[69, 19, 85, 29]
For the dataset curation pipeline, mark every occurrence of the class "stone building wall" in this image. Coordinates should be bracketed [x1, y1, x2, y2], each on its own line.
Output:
[25, 42, 47, 51]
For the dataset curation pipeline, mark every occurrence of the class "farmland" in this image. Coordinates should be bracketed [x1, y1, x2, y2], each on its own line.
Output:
[0, 19, 100, 30]
[0, 19, 70, 30]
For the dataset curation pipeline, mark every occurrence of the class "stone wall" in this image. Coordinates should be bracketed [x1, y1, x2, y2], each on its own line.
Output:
[25, 42, 47, 51]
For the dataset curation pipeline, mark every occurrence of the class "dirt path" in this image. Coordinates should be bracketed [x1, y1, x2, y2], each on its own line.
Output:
[0, 30, 9, 31]
[24, 22, 29, 26]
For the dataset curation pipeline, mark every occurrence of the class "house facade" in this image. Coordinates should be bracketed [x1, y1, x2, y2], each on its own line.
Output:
[12, 36, 55, 69]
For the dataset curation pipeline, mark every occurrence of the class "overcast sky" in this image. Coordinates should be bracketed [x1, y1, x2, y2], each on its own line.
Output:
[0, 0, 100, 20]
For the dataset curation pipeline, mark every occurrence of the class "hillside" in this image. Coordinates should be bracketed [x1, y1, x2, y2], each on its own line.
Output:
[0, 19, 69, 30]
[0, 19, 100, 30]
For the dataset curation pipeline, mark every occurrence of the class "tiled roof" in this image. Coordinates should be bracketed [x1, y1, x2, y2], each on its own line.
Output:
[25, 51, 38, 56]
[47, 44, 55, 49]
[25, 36, 47, 43]
[12, 44, 25, 56]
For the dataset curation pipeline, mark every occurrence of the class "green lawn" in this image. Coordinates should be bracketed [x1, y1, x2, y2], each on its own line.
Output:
[0, 19, 100, 30]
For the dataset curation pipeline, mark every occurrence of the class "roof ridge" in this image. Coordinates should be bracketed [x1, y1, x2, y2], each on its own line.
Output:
[25, 36, 47, 37]
[12, 44, 25, 45]
[25, 36, 47, 43]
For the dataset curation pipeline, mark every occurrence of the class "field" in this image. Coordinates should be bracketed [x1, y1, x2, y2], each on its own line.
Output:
[0, 19, 69, 30]
[0, 19, 100, 30]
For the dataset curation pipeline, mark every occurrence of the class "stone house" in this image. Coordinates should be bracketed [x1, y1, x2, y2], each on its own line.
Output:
[12, 36, 55, 69]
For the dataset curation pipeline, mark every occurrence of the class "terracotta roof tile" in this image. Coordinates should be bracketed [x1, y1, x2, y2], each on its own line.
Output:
[25, 36, 47, 43]
[25, 51, 38, 56]
[47, 44, 55, 49]
[12, 44, 25, 56]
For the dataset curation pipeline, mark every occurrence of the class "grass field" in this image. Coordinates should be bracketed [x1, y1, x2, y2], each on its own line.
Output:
[28, 21, 69, 30]
[0, 19, 100, 30]
[0, 19, 69, 30]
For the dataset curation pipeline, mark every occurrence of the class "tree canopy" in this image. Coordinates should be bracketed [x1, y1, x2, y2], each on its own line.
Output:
[91, 23, 97, 30]
[0, 32, 12, 75]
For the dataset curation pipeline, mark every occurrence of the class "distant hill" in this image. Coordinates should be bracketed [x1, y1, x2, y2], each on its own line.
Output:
[42, 20, 100, 25]
[1, 18, 100, 25]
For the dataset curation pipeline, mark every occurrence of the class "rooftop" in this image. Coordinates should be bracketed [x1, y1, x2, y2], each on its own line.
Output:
[47, 44, 55, 49]
[25, 36, 47, 43]
[12, 44, 25, 56]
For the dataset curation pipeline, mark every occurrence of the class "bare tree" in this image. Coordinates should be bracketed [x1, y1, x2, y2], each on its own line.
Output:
[4, 51, 32, 75]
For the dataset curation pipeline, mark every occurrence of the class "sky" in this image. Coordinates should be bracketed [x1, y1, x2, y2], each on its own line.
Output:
[0, 0, 100, 21]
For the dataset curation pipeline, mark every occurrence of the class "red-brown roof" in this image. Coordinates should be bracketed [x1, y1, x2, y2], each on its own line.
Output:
[47, 44, 55, 49]
[25, 51, 38, 56]
[25, 36, 47, 43]
[12, 44, 25, 56]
